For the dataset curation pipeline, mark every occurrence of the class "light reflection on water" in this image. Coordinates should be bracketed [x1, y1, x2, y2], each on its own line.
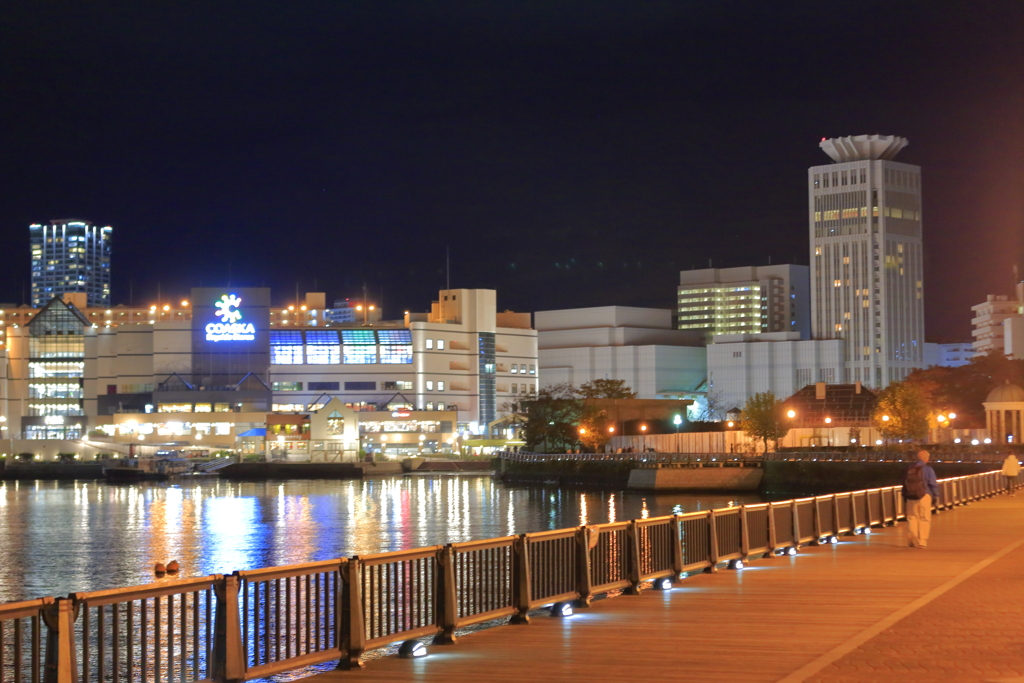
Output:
[0, 476, 764, 603]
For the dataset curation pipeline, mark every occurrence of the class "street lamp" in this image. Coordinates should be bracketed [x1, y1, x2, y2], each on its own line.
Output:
[673, 414, 682, 434]
[787, 410, 796, 419]
[824, 417, 832, 424]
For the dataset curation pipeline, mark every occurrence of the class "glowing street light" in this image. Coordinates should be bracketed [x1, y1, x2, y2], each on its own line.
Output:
[824, 417, 832, 424]
[882, 415, 890, 422]
[787, 410, 796, 419]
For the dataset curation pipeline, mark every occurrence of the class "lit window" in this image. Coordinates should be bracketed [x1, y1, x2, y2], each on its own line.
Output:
[305, 330, 341, 364]
[529, 365, 535, 375]
[437, 381, 445, 391]
[270, 331, 304, 364]
[437, 339, 445, 350]
[511, 365, 518, 374]
[425, 339, 433, 350]
[377, 330, 413, 364]
[426, 401, 434, 410]
[342, 330, 377, 364]
[426, 380, 434, 391]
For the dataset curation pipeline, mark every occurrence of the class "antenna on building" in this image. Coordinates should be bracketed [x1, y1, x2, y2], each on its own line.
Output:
[768, 255, 772, 265]
[446, 246, 451, 291]
[708, 258, 712, 268]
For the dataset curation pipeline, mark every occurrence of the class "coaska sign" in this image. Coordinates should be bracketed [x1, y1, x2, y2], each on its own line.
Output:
[205, 294, 255, 342]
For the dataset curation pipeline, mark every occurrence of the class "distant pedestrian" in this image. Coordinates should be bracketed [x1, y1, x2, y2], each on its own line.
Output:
[902, 449, 939, 548]
[1002, 453, 1020, 495]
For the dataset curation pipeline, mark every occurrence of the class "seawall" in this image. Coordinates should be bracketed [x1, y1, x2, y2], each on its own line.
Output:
[0, 461, 105, 480]
[500, 459, 1001, 494]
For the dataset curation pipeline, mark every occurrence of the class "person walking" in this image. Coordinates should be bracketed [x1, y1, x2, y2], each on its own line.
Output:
[902, 449, 939, 548]
[1002, 453, 1021, 495]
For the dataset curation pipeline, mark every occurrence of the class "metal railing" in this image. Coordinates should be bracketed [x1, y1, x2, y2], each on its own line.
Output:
[498, 450, 1013, 465]
[0, 470, 1010, 682]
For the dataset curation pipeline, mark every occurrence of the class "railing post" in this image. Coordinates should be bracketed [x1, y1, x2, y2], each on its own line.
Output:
[42, 598, 77, 683]
[575, 526, 594, 607]
[338, 559, 365, 669]
[790, 499, 801, 546]
[434, 546, 458, 644]
[705, 512, 720, 573]
[671, 515, 685, 576]
[625, 522, 642, 595]
[812, 498, 824, 543]
[510, 535, 532, 624]
[739, 506, 751, 558]
[212, 574, 245, 683]
[765, 503, 778, 558]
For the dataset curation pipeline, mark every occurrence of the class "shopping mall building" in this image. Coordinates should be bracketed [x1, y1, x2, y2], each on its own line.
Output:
[0, 287, 537, 458]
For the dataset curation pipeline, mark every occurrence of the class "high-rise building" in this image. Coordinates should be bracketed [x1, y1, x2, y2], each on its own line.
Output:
[30, 219, 112, 307]
[677, 265, 810, 339]
[809, 135, 924, 388]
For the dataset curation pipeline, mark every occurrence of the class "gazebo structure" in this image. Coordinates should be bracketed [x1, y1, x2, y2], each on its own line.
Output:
[983, 380, 1024, 445]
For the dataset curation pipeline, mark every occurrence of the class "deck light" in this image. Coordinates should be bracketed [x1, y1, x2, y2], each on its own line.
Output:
[862, 527, 872, 535]
[829, 535, 838, 544]
[785, 547, 797, 556]
[549, 601, 574, 617]
[398, 639, 427, 658]
[653, 577, 673, 590]
[728, 559, 744, 570]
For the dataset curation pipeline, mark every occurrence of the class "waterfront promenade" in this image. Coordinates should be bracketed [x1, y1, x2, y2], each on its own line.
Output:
[302, 490, 1024, 683]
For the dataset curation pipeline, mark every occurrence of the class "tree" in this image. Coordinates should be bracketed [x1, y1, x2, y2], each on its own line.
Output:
[522, 383, 583, 452]
[740, 392, 789, 453]
[576, 407, 614, 452]
[576, 379, 637, 399]
[873, 381, 929, 444]
[903, 354, 1024, 428]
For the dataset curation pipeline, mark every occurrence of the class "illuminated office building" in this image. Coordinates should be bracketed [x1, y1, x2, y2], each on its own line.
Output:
[810, 135, 925, 388]
[30, 219, 112, 307]
[677, 265, 810, 339]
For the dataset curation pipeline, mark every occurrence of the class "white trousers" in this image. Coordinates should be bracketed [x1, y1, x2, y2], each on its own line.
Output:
[906, 494, 931, 547]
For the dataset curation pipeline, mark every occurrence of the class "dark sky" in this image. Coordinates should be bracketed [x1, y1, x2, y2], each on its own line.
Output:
[2, 1, 1022, 340]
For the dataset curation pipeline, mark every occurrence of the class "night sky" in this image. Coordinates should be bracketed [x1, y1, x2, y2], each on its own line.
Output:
[2, 2, 1022, 340]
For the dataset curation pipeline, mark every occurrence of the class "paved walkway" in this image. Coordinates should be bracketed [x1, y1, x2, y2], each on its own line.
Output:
[300, 491, 1024, 683]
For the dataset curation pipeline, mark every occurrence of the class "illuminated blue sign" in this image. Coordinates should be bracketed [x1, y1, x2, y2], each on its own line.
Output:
[206, 294, 255, 341]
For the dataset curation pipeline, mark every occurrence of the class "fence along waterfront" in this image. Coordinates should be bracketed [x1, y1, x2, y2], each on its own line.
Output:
[0, 469, 1007, 682]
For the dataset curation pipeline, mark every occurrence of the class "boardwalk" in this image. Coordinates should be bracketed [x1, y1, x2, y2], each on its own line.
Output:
[300, 491, 1024, 683]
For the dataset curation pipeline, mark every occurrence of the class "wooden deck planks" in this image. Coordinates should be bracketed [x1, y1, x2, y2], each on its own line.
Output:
[297, 494, 1024, 682]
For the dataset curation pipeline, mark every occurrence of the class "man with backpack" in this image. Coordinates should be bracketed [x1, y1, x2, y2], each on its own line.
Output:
[902, 449, 939, 548]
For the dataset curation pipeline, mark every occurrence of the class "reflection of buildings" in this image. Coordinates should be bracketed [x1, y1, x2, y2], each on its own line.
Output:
[0, 286, 536, 456]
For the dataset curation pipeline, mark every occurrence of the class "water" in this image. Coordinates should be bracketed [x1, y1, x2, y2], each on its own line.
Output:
[0, 475, 765, 604]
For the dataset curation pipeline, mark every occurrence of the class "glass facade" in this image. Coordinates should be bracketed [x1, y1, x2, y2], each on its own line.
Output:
[24, 301, 87, 426]
[30, 220, 112, 307]
[478, 332, 496, 427]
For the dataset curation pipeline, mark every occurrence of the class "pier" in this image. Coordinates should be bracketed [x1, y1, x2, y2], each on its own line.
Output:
[1, 469, 1020, 682]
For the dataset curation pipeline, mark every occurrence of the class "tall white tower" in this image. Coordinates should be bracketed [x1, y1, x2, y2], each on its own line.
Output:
[809, 135, 925, 389]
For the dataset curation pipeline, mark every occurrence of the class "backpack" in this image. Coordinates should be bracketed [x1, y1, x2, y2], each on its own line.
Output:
[904, 463, 928, 500]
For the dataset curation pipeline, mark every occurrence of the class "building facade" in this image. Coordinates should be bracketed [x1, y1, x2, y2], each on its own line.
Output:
[30, 219, 112, 307]
[0, 287, 536, 445]
[535, 306, 707, 408]
[810, 135, 925, 388]
[971, 288, 1023, 356]
[677, 265, 810, 339]
[706, 333, 846, 414]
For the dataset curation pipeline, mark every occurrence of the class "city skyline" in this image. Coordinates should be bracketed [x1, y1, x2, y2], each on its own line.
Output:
[2, 2, 1023, 339]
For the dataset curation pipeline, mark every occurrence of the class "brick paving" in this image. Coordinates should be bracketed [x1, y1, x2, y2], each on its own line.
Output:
[808, 495, 1024, 683]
